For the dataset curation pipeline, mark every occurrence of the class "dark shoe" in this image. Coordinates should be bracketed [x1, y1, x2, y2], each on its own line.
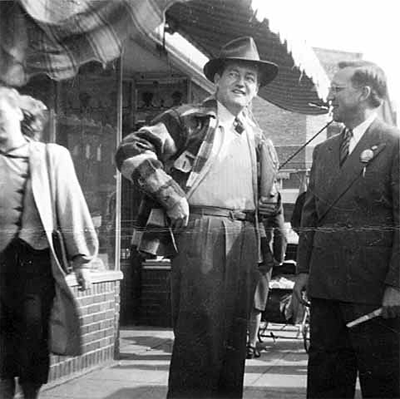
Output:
[21, 382, 41, 399]
[246, 345, 261, 359]
[0, 378, 16, 399]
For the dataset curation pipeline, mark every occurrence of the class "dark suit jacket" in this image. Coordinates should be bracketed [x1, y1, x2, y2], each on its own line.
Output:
[290, 191, 306, 235]
[297, 118, 400, 305]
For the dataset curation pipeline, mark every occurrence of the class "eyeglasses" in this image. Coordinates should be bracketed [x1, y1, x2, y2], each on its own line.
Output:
[329, 84, 348, 94]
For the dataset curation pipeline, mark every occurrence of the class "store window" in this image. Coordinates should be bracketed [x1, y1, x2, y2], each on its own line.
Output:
[55, 63, 120, 270]
[22, 63, 122, 271]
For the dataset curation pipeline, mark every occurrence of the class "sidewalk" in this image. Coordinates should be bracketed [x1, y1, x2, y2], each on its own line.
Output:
[40, 324, 310, 399]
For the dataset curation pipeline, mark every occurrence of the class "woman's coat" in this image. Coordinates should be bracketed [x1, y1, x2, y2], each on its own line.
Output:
[29, 141, 98, 356]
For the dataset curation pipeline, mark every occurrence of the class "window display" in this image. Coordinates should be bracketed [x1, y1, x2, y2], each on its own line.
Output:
[54, 64, 124, 270]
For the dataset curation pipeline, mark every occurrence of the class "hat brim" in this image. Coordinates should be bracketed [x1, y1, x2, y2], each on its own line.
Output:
[203, 58, 278, 87]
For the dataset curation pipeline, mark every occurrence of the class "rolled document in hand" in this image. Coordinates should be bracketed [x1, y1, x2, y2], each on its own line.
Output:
[346, 308, 383, 328]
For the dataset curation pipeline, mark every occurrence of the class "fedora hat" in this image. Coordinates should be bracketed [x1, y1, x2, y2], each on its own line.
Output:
[203, 36, 278, 87]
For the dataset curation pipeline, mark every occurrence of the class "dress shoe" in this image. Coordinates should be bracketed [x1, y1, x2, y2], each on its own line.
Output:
[21, 382, 41, 399]
[246, 345, 261, 359]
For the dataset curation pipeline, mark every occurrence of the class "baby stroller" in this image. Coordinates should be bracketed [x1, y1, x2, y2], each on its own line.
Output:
[257, 260, 310, 352]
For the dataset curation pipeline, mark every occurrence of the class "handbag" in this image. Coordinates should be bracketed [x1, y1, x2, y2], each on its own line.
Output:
[45, 145, 71, 273]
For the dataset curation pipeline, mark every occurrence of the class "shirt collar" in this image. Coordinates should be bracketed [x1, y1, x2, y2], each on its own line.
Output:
[352, 113, 377, 141]
[217, 101, 244, 127]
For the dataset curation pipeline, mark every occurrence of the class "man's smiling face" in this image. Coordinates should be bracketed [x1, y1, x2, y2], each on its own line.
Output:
[214, 61, 259, 115]
[328, 67, 364, 125]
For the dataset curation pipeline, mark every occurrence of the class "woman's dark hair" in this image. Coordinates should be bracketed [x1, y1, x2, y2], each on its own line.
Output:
[338, 60, 387, 108]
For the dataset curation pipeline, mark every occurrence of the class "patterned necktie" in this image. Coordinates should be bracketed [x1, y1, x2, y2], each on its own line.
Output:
[233, 117, 244, 134]
[339, 128, 353, 166]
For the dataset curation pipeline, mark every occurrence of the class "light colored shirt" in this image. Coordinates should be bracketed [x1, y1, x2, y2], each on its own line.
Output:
[189, 102, 255, 210]
[349, 113, 377, 154]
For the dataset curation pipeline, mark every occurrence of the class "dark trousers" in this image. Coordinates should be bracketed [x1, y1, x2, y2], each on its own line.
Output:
[167, 215, 258, 399]
[0, 239, 55, 385]
[308, 298, 400, 399]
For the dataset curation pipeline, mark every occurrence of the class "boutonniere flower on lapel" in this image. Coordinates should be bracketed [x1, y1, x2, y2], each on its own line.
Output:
[360, 146, 377, 177]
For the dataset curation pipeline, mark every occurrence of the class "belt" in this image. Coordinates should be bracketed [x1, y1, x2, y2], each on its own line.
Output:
[189, 205, 256, 223]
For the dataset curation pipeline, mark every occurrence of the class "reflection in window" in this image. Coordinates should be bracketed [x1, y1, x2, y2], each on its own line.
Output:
[56, 66, 118, 270]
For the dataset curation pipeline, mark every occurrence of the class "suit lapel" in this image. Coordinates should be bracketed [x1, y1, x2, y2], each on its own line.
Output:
[325, 133, 342, 180]
[318, 119, 386, 222]
[340, 119, 384, 174]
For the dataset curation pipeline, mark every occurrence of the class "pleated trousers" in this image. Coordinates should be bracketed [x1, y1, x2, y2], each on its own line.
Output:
[167, 214, 258, 399]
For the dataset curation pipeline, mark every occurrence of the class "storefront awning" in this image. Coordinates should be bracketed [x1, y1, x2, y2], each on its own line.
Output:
[0, 0, 329, 115]
[0, 0, 182, 86]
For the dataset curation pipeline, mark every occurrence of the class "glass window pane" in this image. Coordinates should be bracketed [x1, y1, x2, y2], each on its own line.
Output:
[56, 63, 119, 270]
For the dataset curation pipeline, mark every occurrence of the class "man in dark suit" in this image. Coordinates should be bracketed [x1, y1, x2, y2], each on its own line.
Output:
[293, 60, 400, 398]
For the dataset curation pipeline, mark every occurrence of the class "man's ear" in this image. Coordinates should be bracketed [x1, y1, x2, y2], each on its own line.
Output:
[360, 85, 372, 102]
[214, 73, 221, 85]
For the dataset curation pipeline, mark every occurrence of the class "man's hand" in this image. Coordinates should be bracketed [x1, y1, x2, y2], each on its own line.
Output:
[166, 197, 189, 230]
[258, 196, 278, 217]
[293, 273, 309, 306]
[381, 286, 400, 318]
[74, 268, 92, 291]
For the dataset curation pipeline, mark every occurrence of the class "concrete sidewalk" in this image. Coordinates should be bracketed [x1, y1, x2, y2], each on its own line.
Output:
[40, 324, 310, 399]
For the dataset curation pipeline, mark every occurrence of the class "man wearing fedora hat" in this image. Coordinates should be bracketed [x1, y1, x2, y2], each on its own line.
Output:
[115, 36, 279, 398]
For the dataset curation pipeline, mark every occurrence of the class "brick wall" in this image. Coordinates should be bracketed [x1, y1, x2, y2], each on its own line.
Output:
[48, 272, 123, 384]
[252, 97, 307, 146]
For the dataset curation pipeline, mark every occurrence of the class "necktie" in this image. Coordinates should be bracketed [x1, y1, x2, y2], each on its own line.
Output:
[233, 117, 244, 134]
[339, 128, 353, 166]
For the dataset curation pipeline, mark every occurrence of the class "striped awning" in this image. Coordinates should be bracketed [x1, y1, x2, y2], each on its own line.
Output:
[0, 0, 183, 86]
[0, 0, 329, 115]
[166, 0, 330, 114]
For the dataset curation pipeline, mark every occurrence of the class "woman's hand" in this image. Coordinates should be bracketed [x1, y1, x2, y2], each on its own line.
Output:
[74, 268, 92, 291]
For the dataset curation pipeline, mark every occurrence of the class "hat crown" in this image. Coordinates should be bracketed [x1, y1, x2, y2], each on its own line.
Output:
[203, 36, 278, 86]
[218, 37, 261, 62]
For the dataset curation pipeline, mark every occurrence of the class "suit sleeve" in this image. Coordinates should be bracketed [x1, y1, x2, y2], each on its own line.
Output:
[296, 146, 319, 274]
[115, 109, 186, 210]
[384, 136, 400, 287]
